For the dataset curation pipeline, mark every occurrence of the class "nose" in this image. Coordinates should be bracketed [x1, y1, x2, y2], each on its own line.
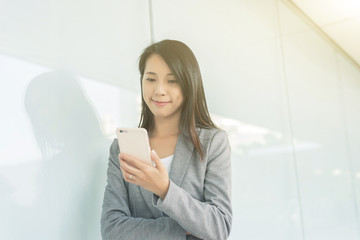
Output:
[154, 81, 166, 96]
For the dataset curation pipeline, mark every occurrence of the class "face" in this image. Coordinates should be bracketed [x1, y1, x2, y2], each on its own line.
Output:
[142, 54, 184, 121]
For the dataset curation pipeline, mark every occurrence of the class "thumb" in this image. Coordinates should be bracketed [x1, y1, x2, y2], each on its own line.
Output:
[151, 150, 165, 170]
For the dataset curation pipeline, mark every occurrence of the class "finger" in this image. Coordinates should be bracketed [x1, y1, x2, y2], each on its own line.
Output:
[121, 153, 149, 170]
[119, 158, 142, 176]
[127, 172, 136, 181]
[151, 150, 166, 171]
[120, 167, 136, 182]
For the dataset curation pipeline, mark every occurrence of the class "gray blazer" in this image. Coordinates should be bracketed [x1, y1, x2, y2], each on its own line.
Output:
[101, 128, 232, 240]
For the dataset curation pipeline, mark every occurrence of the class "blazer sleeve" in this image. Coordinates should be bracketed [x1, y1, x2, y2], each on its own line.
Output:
[153, 130, 232, 240]
[101, 139, 186, 240]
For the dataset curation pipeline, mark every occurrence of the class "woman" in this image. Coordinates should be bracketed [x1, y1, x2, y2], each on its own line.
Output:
[101, 40, 232, 240]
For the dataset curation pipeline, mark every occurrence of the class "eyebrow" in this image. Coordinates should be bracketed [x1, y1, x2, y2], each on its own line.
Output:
[145, 72, 174, 76]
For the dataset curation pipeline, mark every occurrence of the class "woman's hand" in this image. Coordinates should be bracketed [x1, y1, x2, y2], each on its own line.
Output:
[119, 150, 170, 200]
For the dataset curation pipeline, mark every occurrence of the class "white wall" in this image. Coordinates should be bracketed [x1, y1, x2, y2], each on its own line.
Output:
[0, 0, 359, 239]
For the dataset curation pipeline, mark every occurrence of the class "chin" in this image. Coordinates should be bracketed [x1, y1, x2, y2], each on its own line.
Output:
[152, 112, 173, 118]
[153, 113, 169, 118]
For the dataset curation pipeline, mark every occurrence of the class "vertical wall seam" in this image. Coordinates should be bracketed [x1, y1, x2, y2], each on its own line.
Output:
[148, 0, 154, 43]
[335, 51, 360, 239]
[275, 1, 306, 239]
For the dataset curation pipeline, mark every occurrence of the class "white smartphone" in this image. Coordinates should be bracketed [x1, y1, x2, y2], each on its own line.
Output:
[116, 127, 151, 165]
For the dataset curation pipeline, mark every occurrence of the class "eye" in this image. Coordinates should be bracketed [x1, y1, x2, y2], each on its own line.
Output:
[146, 78, 155, 82]
[168, 79, 178, 84]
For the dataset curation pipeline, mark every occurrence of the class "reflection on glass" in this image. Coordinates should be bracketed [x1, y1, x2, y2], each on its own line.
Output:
[79, 76, 139, 138]
[332, 169, 343, 176]
[0, 54, 141, 239]
[0, 69, 111, 240]
[211, 114, 322, 156]
[22, 70, 110, 239]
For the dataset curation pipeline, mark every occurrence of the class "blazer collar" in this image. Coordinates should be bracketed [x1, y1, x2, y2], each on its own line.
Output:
[138, 129, 197, 212]
[168, 132, 195, 186]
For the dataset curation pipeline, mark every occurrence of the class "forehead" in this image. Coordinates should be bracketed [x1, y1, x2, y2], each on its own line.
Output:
[144, 54, 172, 74]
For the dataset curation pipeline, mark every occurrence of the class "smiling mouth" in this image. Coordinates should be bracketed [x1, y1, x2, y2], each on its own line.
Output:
[152, 99, 170, 106]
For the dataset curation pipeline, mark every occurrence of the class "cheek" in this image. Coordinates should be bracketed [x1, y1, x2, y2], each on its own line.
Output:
[141, 90, 150, 107]
[142, 84, 150, 99]
[176, 90, 184, 105]
[177, 88, 184, 100]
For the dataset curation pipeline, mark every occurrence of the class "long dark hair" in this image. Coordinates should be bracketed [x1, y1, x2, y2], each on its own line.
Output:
[138, 40, 217, 160]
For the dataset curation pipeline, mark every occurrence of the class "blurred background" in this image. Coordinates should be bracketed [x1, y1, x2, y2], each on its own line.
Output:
[0, 0, 359, 239]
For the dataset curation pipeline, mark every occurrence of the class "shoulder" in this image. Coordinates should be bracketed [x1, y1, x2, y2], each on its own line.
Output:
[196, 127, 230, 154]
[197, 127, 231, 165]
[109, 138, 120, 161]
[110, 138, 119, 151]
[197, 127, 229, 143]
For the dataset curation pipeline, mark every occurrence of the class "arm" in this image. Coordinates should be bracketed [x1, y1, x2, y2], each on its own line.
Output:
[101, 139, 186, 240]
[153, 130, 232, 240]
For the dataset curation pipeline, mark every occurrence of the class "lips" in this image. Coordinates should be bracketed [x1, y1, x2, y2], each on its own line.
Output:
[152, 99, 170, 106]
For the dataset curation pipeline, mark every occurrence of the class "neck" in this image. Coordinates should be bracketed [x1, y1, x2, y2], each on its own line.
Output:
[151, 114, 180, 138]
